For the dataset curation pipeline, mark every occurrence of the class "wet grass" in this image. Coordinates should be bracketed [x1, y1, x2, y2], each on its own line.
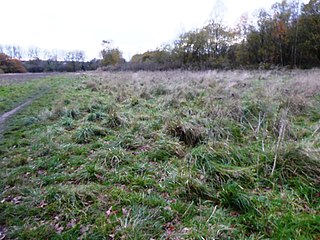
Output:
[0, 70, 319, 239]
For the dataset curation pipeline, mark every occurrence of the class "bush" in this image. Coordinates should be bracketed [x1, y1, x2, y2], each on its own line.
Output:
[0, 53, 27, 73]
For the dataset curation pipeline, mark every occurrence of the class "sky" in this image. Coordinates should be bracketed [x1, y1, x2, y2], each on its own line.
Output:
[1, 0, 308, 61]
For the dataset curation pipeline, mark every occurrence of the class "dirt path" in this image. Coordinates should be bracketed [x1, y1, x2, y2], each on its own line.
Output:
[0, 99, 33, 137]
[0, 87, 51, 140]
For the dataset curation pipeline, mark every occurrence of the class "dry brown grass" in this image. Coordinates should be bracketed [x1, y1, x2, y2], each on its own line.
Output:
[85, 69, 319, 100]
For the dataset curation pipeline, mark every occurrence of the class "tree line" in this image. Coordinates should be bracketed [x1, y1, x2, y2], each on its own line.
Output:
[103, 0, 319, 70]
[1, 0, 319, 73]
[0, 46, 100, 73]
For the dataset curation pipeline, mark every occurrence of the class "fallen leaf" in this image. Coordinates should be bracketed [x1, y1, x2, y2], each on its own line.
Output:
[106, 206, 113, 217]
[163, 222, 176, 236]
[37, 170, 46, 175]
[95, 174, 104, 180]
[80, 225, 89, 234]
[0, 225, 7, 240]
[181, 227, 191, 234]
[12, 196, 22, 204]
[67, 219, 77, 228]
[229, 211, 240, 217]
[1, 196, 12, 203]
[54, 223, 64, 233]
[38, 200, 47, 208]
[164, 206, 172, 211]
[122, 208, 128, 216]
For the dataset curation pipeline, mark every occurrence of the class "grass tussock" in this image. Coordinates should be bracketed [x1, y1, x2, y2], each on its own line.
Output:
[168, 121, 205, 146]
[219, 181, 255, 213]
[279, 144, 320, 184]
[1, 70, 320, 239]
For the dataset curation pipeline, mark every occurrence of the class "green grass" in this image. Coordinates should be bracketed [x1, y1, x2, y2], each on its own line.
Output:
[0, 70, 319, 239]
[0, 77, 59, 114]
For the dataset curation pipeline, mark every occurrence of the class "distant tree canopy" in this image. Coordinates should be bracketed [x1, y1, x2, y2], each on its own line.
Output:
[238, 0, 320, 68]
[0, 45, 100, 73]
[130, 46, 176, 70]
[100, 40, 125, 67]
[125, 0, 320, 70]
[0, 53, 27, 73]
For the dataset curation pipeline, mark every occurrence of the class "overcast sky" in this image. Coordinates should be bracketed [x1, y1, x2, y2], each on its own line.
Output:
[1, 0, 308, 60]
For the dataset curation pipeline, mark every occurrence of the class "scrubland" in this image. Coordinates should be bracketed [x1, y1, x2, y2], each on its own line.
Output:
[0, 70, 319, 239]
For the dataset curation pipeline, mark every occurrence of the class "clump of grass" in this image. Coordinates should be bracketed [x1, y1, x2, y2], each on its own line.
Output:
[115, 91, 129, 103]
[272, 212, 320, 239]
[104, 112, 125, 129]
[60, 117, 74, 130]
[75, 124, 106, 143]
[45, 184, 104, 208]
[94, 147, 128, 168]
[140, 90, 152, 100]
[113, 132, 146, 151]
[104, 102, 117, 114]
[22, 116, 39, 126]
[87, 112, 106, 122]
[164, 95, 183, 108]
[145, 138, 185, 161]
[219, 181, 254, 213]
[112, 205, 165, 239]
[72, 164, 105, 183]
[188, 145, 256, 187]
[38, 108, 54, 121]
[168, 122, 205, 146]
[150, 84, 170, 96]
[284, 94, 310, 117]
[65, 108, 80, 119]
[184, 90, 201, 101]
[39, 99, 74, 122]
[179, 177, 217, 202]
[130, 96, 140, 107]
[84, 80, 98, 91]
[277, 144, 320, 184]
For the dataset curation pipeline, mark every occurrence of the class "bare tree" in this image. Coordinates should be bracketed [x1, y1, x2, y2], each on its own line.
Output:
[74, 50, 85, 62]
[12, 45, 22, 59]
[5, 45, 13, 58]
[28, 46, 41, 60]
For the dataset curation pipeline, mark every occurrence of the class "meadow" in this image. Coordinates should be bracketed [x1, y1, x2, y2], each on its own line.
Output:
[0, 70, 319, 239]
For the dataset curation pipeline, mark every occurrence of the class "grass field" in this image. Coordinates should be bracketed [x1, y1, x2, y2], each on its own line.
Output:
[0, 70, 319, 239]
